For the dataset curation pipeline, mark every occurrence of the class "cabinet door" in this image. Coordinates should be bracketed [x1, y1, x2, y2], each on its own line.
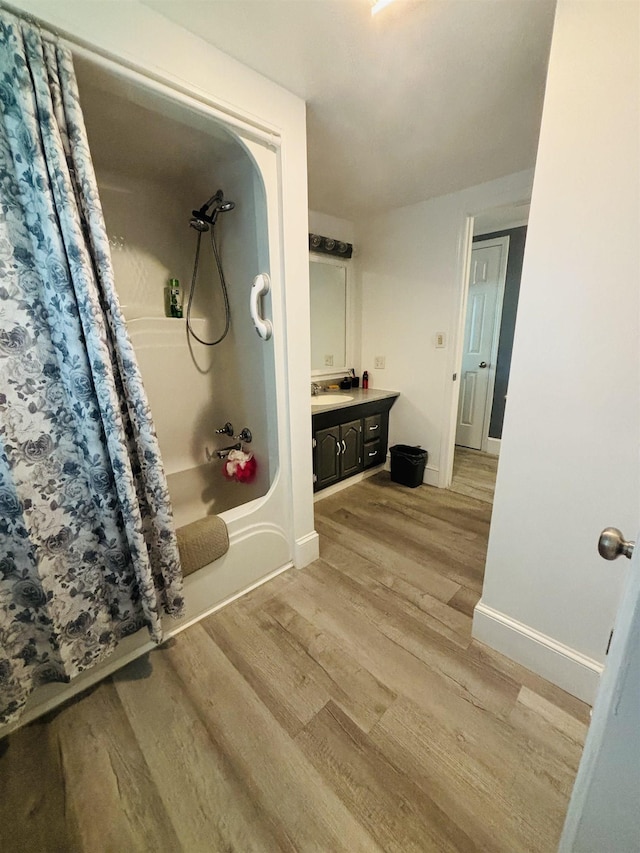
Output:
[340, 419, 362, 479]
[315, 426, 341, 488]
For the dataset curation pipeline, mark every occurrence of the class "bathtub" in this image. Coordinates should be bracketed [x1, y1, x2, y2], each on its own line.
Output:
[0, 54, 297, 737]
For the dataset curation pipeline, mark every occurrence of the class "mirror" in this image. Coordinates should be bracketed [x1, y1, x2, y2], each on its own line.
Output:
[309, 255, 350, 375]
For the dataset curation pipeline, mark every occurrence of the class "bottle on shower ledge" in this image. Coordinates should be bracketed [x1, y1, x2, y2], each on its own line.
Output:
[165, 277, 183, 318]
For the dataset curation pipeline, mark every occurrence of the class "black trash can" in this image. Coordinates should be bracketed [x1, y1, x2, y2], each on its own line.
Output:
[389, 445, 428, 488]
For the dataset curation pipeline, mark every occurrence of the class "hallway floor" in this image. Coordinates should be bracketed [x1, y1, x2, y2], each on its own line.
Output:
[450, 446, 499, 504]
[0, 474, 588, 852]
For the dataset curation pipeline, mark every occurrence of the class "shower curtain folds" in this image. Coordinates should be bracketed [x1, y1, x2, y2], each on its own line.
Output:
[0, 11, 183, 725]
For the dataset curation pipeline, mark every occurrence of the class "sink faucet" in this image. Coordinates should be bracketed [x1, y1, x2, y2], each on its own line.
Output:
[311, 382, 322, 396]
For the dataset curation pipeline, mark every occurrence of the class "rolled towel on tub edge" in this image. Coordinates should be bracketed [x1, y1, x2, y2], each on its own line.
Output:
[176, 515, 229, 577]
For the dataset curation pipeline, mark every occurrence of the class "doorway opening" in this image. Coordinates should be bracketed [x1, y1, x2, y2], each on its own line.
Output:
[446, 201, 529, 492]
[455, 234, 509, 453]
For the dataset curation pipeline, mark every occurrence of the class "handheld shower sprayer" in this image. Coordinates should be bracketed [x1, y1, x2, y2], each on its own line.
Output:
[187, 188, 235, 346]
[189, 189, 236, 232]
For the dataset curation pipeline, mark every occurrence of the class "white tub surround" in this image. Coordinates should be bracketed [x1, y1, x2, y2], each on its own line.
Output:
[0, 0, 317, 736]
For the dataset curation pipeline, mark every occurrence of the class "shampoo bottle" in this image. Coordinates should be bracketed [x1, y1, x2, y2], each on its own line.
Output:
[166, 278, 183, 318]
[362, 370, 369, 389]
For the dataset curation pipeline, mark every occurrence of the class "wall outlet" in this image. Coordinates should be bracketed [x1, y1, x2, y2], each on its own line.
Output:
[374, 355, 386, 369]
[435, 332, 446, 348]
[324, 354, 334, 366]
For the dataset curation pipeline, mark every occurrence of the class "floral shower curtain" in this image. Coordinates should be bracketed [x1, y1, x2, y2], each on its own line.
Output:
[0, 12, 184, 724]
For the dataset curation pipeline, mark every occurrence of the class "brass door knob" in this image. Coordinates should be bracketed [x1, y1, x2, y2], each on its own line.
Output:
[598, 527, 635, 560]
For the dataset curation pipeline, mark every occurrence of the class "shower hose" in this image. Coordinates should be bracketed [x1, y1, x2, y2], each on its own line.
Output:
[186, 226, 231, 346]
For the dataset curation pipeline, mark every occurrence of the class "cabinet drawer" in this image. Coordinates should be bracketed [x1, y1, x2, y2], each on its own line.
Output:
[363, 438, 382, 469]
[363, 414, 382, 438]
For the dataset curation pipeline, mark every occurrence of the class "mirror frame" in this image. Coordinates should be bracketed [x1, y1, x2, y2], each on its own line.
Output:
[309, 252, 353, 379]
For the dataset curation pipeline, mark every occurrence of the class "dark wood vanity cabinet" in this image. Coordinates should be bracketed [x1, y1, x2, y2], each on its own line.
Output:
[312, 395, 398, 492]
[314, 419, 361, 489]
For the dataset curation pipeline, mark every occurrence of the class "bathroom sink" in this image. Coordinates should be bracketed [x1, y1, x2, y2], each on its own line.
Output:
[311, 393, 353, 407]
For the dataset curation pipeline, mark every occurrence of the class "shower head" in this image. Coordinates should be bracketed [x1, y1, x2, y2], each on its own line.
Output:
[189, 216, 210, 232]
[190, 190, 235, 230]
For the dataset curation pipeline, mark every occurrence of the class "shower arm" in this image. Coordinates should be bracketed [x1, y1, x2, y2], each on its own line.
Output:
[202, 191, 223, 212]
[193, 190, 224, 223]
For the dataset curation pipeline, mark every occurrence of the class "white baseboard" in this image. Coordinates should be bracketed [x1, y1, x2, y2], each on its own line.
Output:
[422, 465, 440, 487]
[313, 464, 385, 502]
[473, 600, 602, 704]
[485, 437, 501, 456]
[294, 530, 319, 568]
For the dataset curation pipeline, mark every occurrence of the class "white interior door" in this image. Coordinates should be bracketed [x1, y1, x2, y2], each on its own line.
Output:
[559, 528, 640, 852]
[456, 237, 508, 450]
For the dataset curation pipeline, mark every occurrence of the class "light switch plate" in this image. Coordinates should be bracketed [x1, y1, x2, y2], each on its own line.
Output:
[435, 333, 446, 348]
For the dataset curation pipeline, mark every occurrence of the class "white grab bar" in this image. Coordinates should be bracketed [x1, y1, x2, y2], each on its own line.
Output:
[250, 273, 273, 341]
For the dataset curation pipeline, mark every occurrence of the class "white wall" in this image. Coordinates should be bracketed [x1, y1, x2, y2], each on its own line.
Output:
[356, 170, 534, 485]
[475, 0, 640, 703]
[309, 210, 355, 245]
[11, 0, 317, 566]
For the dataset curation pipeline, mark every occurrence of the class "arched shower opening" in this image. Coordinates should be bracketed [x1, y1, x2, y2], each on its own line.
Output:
[73, 54, 292, 622]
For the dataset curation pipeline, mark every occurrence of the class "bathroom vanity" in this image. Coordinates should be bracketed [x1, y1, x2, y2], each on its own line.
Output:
[311, 389, 399, 492]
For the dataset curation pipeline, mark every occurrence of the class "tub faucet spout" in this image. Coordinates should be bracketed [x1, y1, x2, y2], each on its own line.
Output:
[206, 442, 241, 462]
[215, 443, 242, 460]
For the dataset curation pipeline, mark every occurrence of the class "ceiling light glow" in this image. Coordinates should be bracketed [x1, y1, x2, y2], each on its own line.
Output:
[371, 0, 397, 16]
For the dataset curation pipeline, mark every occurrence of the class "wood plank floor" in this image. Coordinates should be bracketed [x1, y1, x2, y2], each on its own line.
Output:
[0, 473, 589, 853]
[450, 447, 499, 504]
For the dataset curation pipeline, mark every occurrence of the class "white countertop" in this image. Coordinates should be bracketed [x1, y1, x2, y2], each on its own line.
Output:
[310, 387, 399, 414]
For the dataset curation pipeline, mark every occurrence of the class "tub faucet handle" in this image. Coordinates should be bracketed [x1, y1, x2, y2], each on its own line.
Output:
[238, 427, 252, 444]
[216, 422, 234, 436]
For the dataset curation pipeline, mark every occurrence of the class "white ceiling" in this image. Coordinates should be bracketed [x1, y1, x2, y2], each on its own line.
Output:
[143, 0, 556, 220]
